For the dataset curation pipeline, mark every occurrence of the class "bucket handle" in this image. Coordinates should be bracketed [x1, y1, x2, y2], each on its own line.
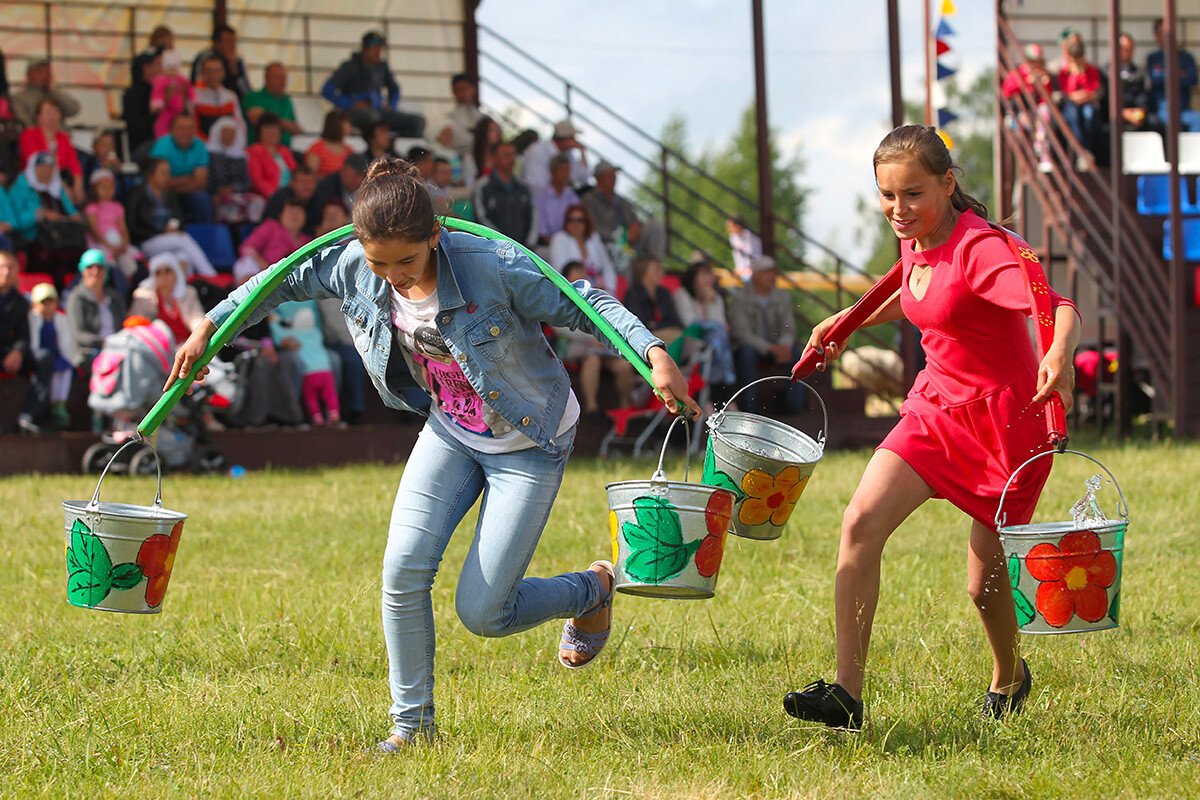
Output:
[651, 415, 692, 484]
[708, 376, 827, 447]
[994, 448, 1129, 530]
[87, 436, 165, 512]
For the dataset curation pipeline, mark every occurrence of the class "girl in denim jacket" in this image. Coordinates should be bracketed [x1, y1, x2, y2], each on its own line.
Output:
[168, 157, 699, 750]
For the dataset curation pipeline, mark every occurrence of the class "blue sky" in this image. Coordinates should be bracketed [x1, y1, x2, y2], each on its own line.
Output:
[476, 0, 996, 265]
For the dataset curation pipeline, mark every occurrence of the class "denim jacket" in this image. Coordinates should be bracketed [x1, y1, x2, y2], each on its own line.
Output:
[207, 230, 664, 449]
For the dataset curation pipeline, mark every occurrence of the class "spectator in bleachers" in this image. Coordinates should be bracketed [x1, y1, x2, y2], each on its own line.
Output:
[1001, 43, 1057, 170]
[434, 73, 482, 156]
[270, 300, 342, 427]
[0, 248, 32, 393]
[473, 140, 537, 249]
[582, 160, 665, 266]
[191, 24, 251, 100]
[242, 63, 302, 146]
[23, 281, 73, 431]
[305, 110, 353, 177]
[553, 260, 632, 416]
[1112, 34, 1155, 132]
[536, 154, 580, 245]
[309, 152, 367, 228]
[123, 47, 162, 158]
[548, 203, 615, 295]
[150, 50, 194, 141]
[622, 255, 683, 346]
[522, 119, 589, 195]
[726, 215, 762, 283]
[264, 164, 318, 233]
[728, 255, 805, 415]
[246, 112, 297, 200]
[129, 252, 205, 345]
[319, 290, 367, 425]
[11, 60, 79, 129]
[131, 26, 172, 94]
[322, 31, 425, 139]
[407, 145, 435, 180]
[193, 54, 245, 141]
[206, 116, 264, 225]
[462, 115, 500, 188]
[429, 156, 459, 215]
[126, 157, 216, 277]
[80, 130, 126, 193]
[9, 152, 87, 285]
[1058, 32, 1104, 165]
[365, 120, 394, 164]
[674, 253, 736, 387]
[65, 249, 127, 373]
[233, 199, 311, 285]
[0, 49, 16, 185]
[1147, 18, 1200, 133]
[18, 97, 85, 206]
[316, 198, 349, 236]
[84, 168, 140, 282]
[149, 114, 214, 224]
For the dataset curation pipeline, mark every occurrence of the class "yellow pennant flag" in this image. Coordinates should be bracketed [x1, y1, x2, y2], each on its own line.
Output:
[942, 0, 957, 15]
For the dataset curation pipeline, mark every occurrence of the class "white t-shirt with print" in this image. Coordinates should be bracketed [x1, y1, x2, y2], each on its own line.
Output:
[389, 287, 579, 454]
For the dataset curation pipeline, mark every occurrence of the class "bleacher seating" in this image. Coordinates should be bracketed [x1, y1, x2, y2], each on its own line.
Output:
[17, 271, 55, 296]
[1180, 133, 1200, 175]
[1162, 218, 1200, 261]
[1137, 175, 1195, 216]
[186, 223, 237, 272]
[1122, 131, 1170, 175]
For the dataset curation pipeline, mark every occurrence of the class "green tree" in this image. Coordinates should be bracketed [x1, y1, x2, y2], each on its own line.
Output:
[634, 104, 811, 273]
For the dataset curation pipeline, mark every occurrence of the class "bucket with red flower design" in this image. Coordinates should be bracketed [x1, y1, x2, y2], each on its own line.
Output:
[702, 377, 825, 540]
[996, 450, 1128, 635]
[608, 416, 736, 599]
[62, 439, 187, 614]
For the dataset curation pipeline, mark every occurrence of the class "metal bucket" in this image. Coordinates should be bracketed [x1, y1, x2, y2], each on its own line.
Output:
[703, 377, 826, 540]
[608, 416, 736, 599]
[62, 439, 187, 614]
[996, 450, 1128, 635]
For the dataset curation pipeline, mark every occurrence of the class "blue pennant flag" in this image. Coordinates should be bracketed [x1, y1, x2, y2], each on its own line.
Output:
[937, 19, 956, 39]
[937, 61, 957, 81]
[937, 108, 959, 127]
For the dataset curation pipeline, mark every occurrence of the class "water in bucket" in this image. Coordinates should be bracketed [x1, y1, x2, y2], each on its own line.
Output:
[997, 451, 1128, 635]
[62, 440, 187, 614]
[703, 377, 826, 540]
[608, 417, 735, 599]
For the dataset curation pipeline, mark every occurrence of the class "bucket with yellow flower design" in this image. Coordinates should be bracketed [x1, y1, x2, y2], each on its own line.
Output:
[702, 377, 826, 540]
[62, 439, 187, 614]
[996, 450, 1128, 635]
[608, 416, 736, 599]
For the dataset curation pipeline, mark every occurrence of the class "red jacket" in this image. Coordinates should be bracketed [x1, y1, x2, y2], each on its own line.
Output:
[246, 143, 297, 199]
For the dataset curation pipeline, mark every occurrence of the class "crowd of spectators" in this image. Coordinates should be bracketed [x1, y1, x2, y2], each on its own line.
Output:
[1002, 19, 1199, 169]
[0, 17, 804, 438]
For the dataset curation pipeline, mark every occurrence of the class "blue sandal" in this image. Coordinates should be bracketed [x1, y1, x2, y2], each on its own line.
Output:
[558, 561, 614, 669]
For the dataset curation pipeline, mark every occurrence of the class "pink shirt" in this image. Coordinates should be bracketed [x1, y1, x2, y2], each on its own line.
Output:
[239, 218, 311, 264]
[150, 74, 195, 139]
[84, 200, 127, 249]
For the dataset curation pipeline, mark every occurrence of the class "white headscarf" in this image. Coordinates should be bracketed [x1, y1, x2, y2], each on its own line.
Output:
[141, 252, 188, 301]
[24, 151, 63, 197]
[206, 116, 247, 158]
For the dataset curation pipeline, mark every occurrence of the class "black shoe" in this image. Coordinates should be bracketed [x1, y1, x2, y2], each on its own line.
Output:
[983, 658, 1031, 720]
[783, 680, 863, 730]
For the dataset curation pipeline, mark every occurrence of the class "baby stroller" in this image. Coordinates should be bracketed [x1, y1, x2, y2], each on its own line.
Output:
[81, 319, 230, 476]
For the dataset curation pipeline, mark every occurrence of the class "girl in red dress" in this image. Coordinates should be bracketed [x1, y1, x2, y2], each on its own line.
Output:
[783, 126, 1080, 729]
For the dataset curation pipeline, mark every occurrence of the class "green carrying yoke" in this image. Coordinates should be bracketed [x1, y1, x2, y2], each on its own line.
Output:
[137, 218, 659, 437]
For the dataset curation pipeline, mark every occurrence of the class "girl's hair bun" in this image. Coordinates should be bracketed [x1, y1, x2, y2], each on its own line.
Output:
[365, 155, 420, 182]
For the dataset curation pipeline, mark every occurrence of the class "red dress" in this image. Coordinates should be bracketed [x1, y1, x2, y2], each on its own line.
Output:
[878, 210, 1077, 531]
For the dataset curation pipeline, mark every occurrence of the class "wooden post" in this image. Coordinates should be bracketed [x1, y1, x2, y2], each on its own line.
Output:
[751, 0, 775, 258]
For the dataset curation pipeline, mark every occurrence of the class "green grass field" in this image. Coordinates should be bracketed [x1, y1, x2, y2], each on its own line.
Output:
[2, 435, 1198, 799]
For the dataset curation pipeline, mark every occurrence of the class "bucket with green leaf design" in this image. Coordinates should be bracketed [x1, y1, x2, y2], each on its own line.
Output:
[62, 439, 187, 614]
[608, 416, 735, 599]
[996, 450, 1127, 635]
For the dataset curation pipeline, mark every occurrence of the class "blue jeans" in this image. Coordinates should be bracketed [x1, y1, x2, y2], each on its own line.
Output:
[1060, 100, 1100, 152]
[327, 342, 366, 415]
[381, 418, 598, 740]
[180, 190, 214, 224]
